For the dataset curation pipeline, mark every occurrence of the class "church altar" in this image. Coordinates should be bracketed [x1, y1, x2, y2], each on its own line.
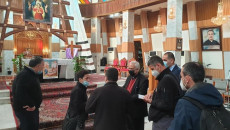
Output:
[22, 59, 75, 79]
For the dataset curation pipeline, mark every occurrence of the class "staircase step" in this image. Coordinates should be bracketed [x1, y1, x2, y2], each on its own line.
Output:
[0, 97, 11, 105]
[0, 89, 10, 97]
[0, 104, 17, 130]
[42, 90, 71, 99]
[41, 83, 97, 93]
[42, 86, 97, 99]
[41, 85, 74, 93]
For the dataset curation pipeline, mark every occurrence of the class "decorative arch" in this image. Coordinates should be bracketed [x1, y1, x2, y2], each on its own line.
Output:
[4, 29, 66, 43]
[14, 30, 49, 57]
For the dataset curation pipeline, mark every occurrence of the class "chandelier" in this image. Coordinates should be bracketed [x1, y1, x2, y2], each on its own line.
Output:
[154, 15, 164, 32]
[211, 0, 229, 25]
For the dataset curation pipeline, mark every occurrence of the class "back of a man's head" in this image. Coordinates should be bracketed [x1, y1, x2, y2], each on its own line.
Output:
[147, 55, 164, 66]
[182, 62, 205, 83]
[29, 56, 43, 67]
[164, 52, 175, 61]
[76, 69, 89, 81]
[106, 68, 118, 82]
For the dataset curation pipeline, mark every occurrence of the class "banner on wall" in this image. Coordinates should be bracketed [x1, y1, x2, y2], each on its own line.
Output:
[23, 0, 53, 24]
[43, 59, 58, 79]
[66, 48, 78, 59]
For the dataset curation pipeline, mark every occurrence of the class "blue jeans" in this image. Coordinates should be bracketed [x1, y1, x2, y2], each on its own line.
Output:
[152, 116, 173, 130]
[15, 109, 39, 130]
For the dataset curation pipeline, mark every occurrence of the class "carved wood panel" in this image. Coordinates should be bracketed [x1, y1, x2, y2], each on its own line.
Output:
[14, 31, 49, 56]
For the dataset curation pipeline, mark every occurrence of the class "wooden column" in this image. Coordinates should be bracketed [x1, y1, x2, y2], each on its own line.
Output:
[115, 18, 122, 59]
[160, 8, 167, 44]
[101, 19, 108, 56]
[187, 1, 200, 51]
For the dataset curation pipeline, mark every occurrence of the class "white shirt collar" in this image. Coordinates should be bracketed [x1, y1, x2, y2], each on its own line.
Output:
[170, 64, 176, 71]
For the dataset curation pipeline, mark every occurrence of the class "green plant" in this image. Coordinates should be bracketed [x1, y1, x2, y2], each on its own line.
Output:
[12, 54, 25, 73]
[72, 56, 86, 72]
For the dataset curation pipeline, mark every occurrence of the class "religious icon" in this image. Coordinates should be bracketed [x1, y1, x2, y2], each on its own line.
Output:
[23, 48, 33, 59]
[43, 59, 58, 79]
[23, 0, 52, 24]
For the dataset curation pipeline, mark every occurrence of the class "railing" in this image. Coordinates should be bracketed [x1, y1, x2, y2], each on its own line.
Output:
[79, 0, 166, 17]
[78, 0, 113, 4]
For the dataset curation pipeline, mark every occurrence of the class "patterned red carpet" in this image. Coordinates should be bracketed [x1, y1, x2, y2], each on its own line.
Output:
[10, 73, 108, 129]
[39, 81, 96, 129]
[39, 97, 70, 128]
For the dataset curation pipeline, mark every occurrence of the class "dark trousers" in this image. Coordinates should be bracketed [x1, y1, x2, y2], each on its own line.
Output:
[62, 115, 85, 130]
[152, 116, 173, 130]
[133, 117, 144, 130]
[15, 109, 39, 130]
[127, 116, 145, 130]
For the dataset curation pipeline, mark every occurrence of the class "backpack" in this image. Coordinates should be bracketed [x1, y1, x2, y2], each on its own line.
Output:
[183, 96, 230, 130]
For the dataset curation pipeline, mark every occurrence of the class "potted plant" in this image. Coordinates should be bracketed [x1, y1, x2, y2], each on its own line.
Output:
[12, 54, 25, 74]
[7, 67, 12, 75]
[72, 56, 86, 80]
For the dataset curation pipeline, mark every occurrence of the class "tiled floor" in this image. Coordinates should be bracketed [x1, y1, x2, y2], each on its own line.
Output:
[0, 104, 17, 130]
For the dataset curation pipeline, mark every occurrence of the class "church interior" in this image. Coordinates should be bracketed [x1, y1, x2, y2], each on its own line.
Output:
[0, 0, 230, 129]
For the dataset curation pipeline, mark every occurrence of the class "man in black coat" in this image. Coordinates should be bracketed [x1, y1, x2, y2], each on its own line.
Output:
[123, 61, 148, 130]
[86, 68, 132, 130]
[144, 56, 182, 130]
[63, 70, 90, 130]
[12, 56, 44, 130]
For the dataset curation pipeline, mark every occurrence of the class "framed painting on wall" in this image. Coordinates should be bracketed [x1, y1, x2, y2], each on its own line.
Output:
[201, 27, 221, 51]
[23, 0, 53, 24]
[43, 59, 58, 79]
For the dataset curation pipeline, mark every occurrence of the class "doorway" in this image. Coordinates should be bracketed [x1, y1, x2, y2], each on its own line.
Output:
[134, 41, 143, 72]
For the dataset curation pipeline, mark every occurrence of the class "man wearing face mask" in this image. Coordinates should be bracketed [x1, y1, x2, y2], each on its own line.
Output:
[168, 62, 223, 130]
[162, 52, 181, 82]
[122, 61, 148, 130]
[12, 56, 44, 130]
[144, 56, 182, 130]
[63, 70, 90, 130]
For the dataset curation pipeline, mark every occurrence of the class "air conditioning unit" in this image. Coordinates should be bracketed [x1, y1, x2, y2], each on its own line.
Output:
[107, 47, 118, 64]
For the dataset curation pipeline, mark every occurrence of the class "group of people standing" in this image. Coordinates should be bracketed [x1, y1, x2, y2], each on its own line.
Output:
[12, 52, 224, 130]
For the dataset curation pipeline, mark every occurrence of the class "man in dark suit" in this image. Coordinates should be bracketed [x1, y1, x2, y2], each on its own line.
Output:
[123, 61, 148, 130]
[162, 52, 181, 82]
[86, 68, 132, 130]
[203, 29, 219, 45]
